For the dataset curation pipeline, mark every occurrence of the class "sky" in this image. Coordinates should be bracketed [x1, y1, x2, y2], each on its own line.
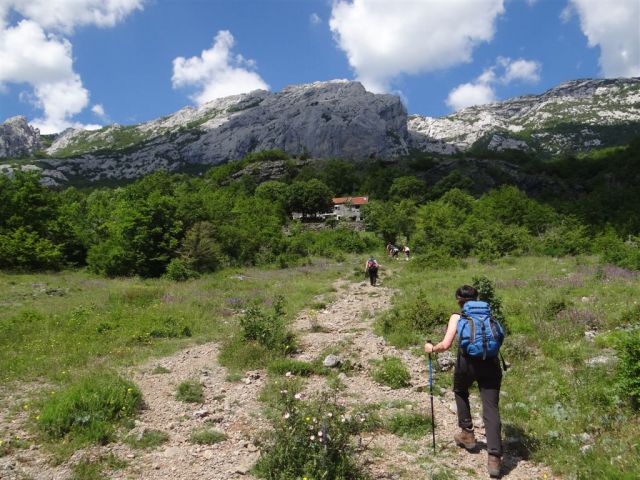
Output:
[0, 0, 638, 134]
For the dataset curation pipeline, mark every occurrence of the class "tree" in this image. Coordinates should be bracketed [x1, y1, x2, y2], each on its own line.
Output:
[389, 176, 426, 202]
[286, 179, 333, 217]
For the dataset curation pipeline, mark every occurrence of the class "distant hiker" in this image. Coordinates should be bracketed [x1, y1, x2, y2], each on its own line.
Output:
[424, 285, 505, 478]
[364, 256, 379, 286]
[386, 242, 393, 257]
[391, 245, 400, 259]
[403, 245, 411, 260]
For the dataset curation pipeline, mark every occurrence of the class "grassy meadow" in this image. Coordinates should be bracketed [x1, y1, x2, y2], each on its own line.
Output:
[380, 255, 640, 479]
[0, 258, 351, 386]
[1, 253, 639, 479]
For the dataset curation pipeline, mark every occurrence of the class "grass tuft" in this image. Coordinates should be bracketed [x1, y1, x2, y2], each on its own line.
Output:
[189, 428, 227, 445]
[175, 380, 204, 403]
[38, 373, 143, 445]
[370, 357, 411, 389]
[124, 429, 170, 449]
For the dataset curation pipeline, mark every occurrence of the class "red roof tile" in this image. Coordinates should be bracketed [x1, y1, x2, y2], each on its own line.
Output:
[333, 196, 368, 205]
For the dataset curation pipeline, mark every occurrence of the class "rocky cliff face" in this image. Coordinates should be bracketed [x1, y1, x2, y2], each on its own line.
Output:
[37, 80, 408, 185]
[1, 77, 639, 186]
[0, 116, 41, 158]
[409, 78, 640, 155]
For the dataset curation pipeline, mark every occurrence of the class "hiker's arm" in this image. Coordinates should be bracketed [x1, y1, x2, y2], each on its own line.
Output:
[424, 314, 459, 353]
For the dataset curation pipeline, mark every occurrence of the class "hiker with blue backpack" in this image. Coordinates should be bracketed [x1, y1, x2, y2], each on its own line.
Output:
[424, 285, 506, 478]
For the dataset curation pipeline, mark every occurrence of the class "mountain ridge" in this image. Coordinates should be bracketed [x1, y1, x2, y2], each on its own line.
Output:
[1, 77, 639, 186]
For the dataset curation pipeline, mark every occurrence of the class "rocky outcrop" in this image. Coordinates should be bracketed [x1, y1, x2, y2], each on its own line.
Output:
[409, 78, 640, 155]
[37, 80, 408, 185]
[0, 116, 41, 158]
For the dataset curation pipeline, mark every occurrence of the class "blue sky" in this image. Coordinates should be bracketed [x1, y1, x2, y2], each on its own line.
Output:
[0, 0, 638, 133]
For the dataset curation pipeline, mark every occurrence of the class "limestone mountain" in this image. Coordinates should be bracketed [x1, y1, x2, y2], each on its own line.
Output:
[0, 116, 41, 158]
[409, 78, 640, 155]
[1, 77, 639, 186]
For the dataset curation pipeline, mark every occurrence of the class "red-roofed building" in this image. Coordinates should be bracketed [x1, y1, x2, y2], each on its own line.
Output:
[331, 196, 368, 221]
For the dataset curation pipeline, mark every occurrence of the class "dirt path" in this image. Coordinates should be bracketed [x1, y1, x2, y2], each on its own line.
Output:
[293, 278, 555, 480]
[0, 275, 556, 479]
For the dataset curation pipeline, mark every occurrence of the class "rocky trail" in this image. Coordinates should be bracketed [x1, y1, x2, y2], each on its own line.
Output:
[1, 274, 556, 479]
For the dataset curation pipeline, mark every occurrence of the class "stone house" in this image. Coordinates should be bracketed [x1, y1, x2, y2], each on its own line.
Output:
[329, 196, 368, 221]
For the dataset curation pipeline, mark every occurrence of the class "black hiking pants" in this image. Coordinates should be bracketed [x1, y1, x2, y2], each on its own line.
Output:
[368, 268, 378, 286]
[453, 354, 503, 457]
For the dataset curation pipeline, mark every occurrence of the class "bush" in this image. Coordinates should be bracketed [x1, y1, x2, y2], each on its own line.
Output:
[615, 330, 640, 410]
[176, 380, 204, 403]
[386, 412, 433, 438]
[239, 296, 295, 353]
[254, 391, 369, 480]
[38, 374, 143, 444]
[189, 428, 227, 445]
[409, 249, 463, 270]
[0, 228, 63, 270]
[371, 357, 411, 389]
[164, 257, 199, 281]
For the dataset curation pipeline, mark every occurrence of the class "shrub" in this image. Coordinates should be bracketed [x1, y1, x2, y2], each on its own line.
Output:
[38, 374, 143, 444]
[189, 428, 227, 445]
[164, 257, 199, 281]
[124, 429, 170, 449]
[0, 228, 63, 270]
[615, 330, 640, 410]
[409, 249, 463, 270]
[371, 357, 411, 389]
[176, 380, 204, 403]
[472, 275, 507, 329]
[253, 390, 369, 480]
[386, 412, 433, 438]
[239, 296, 295, 353]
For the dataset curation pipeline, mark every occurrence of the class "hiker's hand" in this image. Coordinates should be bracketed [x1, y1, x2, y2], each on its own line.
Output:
[424, 342, 434, 353]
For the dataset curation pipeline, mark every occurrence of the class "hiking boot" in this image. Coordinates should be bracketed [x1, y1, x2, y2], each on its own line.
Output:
[487, 454, 502, 478]
[453, 428, 476, 450]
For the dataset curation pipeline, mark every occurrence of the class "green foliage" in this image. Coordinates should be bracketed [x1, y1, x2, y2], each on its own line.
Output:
[189, 428, 227, 445]
[615, 330, 640, 410]
[370, 357, 411, 389]
[38, 374, 143, 444]
[385, 412, 433, 439]
[389, 176, 426, 202]
[0, 227, 62, 269]
[472, 275, 506, 327]
[175, 380, 204, 403]
[377, 292, 448, 348]
[178, 221, 226, 273]
[254, 390, 369, 480]
[286, 179, 334, 217]
[70, 454, 127, 480]
[239, 296, 294, 352]
[124, 429, 170, 449]
[164, 257, 199, 281]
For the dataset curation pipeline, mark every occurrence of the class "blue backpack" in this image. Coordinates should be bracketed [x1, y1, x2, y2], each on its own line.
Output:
[457, 301, 505, 360]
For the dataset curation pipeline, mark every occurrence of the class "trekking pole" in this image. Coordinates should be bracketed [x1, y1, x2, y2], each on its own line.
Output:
[427, 340, 436, 455]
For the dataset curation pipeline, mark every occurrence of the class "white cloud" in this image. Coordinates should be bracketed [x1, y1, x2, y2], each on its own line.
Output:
[310, 12, 322, 25]
[0, 1, 142, 133]
[172, 30, 269, 105]
[7, 0, 143, 33]
[569, 0, 640, 78]
[501, 58, 541, 84]
[329, 0, 505, 92]
[446, 57, 542, 111]
[91, 103, 110, 122]
[446, 82, 496, 111]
